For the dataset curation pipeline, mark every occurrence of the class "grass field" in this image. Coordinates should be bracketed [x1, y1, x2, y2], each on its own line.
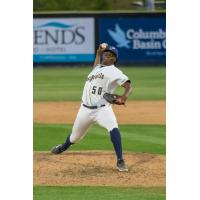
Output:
[34, 186, 166, 200]
[34, 124, 166, 154]
[33, 67, 166, 101]
[33, 66, 166, 200]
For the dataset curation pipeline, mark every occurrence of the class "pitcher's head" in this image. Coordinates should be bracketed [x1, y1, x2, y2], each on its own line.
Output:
[102, 46, 118, 65]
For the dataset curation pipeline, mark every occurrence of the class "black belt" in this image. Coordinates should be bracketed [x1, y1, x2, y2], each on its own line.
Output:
[83, 104, 105, 109]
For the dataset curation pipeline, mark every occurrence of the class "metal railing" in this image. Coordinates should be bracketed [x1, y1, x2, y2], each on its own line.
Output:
[131, 0, 166, 10]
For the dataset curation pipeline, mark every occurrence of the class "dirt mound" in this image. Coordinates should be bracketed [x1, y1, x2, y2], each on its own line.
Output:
[33, 101, 165, 124]
[34, 151, 165, 187]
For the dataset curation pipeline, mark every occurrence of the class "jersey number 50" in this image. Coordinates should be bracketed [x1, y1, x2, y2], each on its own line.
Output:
[91, 86, 103, 95]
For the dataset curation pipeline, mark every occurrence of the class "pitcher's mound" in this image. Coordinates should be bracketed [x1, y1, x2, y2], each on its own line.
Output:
[34, 151, 165, 187]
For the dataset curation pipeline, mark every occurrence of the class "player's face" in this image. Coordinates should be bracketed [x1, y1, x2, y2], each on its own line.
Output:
[102, 51, 116, 65]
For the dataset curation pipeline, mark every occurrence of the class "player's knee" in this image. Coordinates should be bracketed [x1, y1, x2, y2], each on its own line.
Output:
[106, 123, 118, 132]
[110, 127, 120, 135]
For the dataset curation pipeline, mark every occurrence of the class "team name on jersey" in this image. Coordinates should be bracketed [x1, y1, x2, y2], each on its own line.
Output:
[87, 73, 104, 82]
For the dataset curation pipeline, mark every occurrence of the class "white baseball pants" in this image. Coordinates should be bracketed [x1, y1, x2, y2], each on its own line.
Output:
[69, 104, 118, 143]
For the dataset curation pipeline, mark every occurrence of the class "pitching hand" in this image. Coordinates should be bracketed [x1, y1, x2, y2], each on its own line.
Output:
[97, 43, 108, 55]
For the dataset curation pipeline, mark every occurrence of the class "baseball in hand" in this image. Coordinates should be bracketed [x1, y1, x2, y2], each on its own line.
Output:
[100, 43, 108, 49]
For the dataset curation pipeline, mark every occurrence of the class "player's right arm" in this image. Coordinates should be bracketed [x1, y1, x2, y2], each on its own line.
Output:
[93, 45, 105, 68]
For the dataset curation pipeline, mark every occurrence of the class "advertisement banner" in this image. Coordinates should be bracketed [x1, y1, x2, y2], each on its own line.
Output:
[33, 18, 95, 63]
[99, 16, 166, 64]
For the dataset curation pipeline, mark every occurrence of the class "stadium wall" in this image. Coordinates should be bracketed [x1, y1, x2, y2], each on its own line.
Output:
[33, 12, 166, 66]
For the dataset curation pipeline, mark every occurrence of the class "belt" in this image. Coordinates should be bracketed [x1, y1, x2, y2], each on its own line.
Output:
[83, 104, 105, 109]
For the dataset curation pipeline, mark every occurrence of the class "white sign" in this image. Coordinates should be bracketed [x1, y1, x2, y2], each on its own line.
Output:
[33, 18, 95, 62]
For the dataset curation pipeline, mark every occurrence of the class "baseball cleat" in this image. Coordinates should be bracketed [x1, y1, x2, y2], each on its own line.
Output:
[116, 159, 128, 172]
[51, 144, 64, 154]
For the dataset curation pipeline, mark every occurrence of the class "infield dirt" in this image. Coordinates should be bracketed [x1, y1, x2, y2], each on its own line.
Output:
[34, 151, 165, 187]
[34, 100, 165, 187]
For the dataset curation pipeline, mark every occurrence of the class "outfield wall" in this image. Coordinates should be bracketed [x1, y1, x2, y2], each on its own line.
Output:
[33, 12, 166, 65]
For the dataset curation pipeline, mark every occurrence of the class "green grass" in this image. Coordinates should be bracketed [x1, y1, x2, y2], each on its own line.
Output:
[33, 67, 165, 101]
[33, 124, 166, 154]
[33, 186, 165, 200]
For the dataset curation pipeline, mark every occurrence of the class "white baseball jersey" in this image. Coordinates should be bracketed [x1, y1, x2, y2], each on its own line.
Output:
[81, 64, 129, 106]
[69, 64, 130, 143]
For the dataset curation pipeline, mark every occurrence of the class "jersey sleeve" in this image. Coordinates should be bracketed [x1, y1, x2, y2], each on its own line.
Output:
[110, 68, 129, 86]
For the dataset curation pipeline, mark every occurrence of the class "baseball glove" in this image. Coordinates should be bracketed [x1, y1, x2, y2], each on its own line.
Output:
[103, 93, 123, 105]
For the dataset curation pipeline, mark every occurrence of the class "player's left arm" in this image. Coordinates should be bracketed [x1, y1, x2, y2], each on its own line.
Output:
[115, 80, 133, 105]
[93, 44, 105, 68]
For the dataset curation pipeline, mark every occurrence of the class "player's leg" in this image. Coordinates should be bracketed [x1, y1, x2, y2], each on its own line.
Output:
[96, 106, 122, 159]
[51, 105, 93, 154]
[96, 106, 128, 171]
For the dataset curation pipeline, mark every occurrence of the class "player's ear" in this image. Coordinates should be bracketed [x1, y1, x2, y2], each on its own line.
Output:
[112, 57, 116, 63]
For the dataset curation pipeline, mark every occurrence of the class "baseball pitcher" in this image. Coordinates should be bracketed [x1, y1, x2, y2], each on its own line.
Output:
[51, 43, 133, 172]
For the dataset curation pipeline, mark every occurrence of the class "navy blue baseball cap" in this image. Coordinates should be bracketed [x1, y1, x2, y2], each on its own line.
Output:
[104, 46, 118, 60]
